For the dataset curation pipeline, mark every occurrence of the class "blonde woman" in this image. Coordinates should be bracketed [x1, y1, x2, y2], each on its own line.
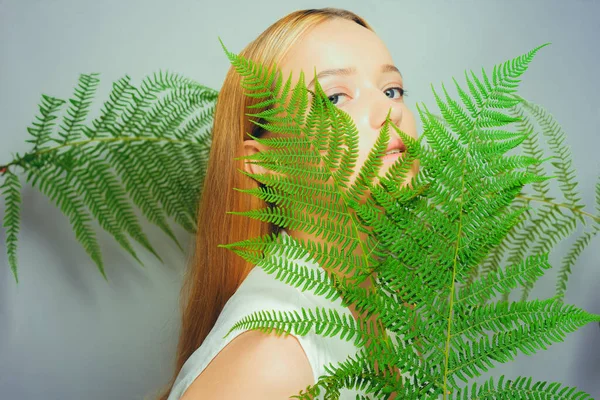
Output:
[155, 7, 420, 400]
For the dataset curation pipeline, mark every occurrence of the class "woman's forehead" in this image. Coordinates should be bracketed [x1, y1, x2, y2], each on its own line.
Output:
[279, 19, 394, 86]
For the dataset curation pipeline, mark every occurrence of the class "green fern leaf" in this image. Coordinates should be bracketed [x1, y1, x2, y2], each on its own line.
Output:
[216, 38, 599, 399]
[57, 73, 101, 144]
[449, 375, 595, 399]
[24, 94, 66, 151]
[27, 163, 106, 279]
[1, 70, 218, 282]
[1, 171, 22, 283]
[466, 92, 598, 306]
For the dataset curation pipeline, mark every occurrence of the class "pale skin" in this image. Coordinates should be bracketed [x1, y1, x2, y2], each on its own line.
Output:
[181, 18, 419, 399]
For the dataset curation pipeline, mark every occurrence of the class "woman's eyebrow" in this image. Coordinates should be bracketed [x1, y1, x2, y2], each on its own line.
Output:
[307, 64, 402, 89]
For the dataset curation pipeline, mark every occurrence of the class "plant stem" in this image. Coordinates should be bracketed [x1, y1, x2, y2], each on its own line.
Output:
[516, 194, 598, 223]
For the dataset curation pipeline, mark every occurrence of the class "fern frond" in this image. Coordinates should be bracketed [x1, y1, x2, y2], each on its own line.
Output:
[463, 88, 599, 307]
[1, 171, 22, 283]
[447, 302, 599, 385]
[517, 95, 585, 212]
[449, 375, 595, 399]
[60, 146, 145, 267]
[452, 296, 599, 344]
[101, 141, 183, 246]
[220, 234, 345, 301]
[24, 94, 66, 151]
[72, 145, 162, 263]
[511, 95, 595, 301]
[57, 73, 101, 144]
[1, 70, 218, 282]
[228, 207, 359, 248]
[217, 38, 599, 399]
[26, 162, 106, 279]
[292, 337, 439, 400]
[458, 253, 551, 306]
[554, 178, 600, 300]
[223, 305, 377, 348]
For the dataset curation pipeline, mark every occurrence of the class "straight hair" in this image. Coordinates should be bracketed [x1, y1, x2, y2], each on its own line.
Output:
[153, 8, 374, 399]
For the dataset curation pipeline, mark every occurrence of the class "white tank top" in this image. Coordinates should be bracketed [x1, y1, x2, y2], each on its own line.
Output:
[166, 229, 409, 399]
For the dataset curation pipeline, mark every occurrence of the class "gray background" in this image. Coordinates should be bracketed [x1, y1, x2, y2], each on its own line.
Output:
[0, 0, 598, 398]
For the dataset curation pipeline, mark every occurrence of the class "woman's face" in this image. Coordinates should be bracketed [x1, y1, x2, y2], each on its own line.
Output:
[244, 17, 419, 192]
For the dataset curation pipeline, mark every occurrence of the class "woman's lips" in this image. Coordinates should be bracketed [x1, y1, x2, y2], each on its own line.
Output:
[381, 152, 403, 161]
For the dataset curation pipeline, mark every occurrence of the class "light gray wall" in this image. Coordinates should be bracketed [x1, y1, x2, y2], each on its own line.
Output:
[0, 0, 598, 398]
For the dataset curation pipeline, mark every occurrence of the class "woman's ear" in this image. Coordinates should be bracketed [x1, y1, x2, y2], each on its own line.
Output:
[242, 139, 270, 177]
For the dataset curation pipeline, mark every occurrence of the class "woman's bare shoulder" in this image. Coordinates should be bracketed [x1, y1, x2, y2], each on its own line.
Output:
[180, 329, 315, 400]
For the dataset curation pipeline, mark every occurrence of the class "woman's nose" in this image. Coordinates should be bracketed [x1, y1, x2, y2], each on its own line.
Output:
[369, 91, 403, 130]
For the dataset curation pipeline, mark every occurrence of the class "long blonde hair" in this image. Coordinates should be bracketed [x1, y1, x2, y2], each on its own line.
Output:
[153, 8, 374, 399]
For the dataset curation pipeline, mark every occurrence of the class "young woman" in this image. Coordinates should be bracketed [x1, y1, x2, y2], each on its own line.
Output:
[154, 7, 420, 400]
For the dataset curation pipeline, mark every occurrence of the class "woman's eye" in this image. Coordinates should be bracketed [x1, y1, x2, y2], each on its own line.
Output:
[327, 86, 408, 106]
[385, 86, 407, 99]
[327, 93, 347, 106]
